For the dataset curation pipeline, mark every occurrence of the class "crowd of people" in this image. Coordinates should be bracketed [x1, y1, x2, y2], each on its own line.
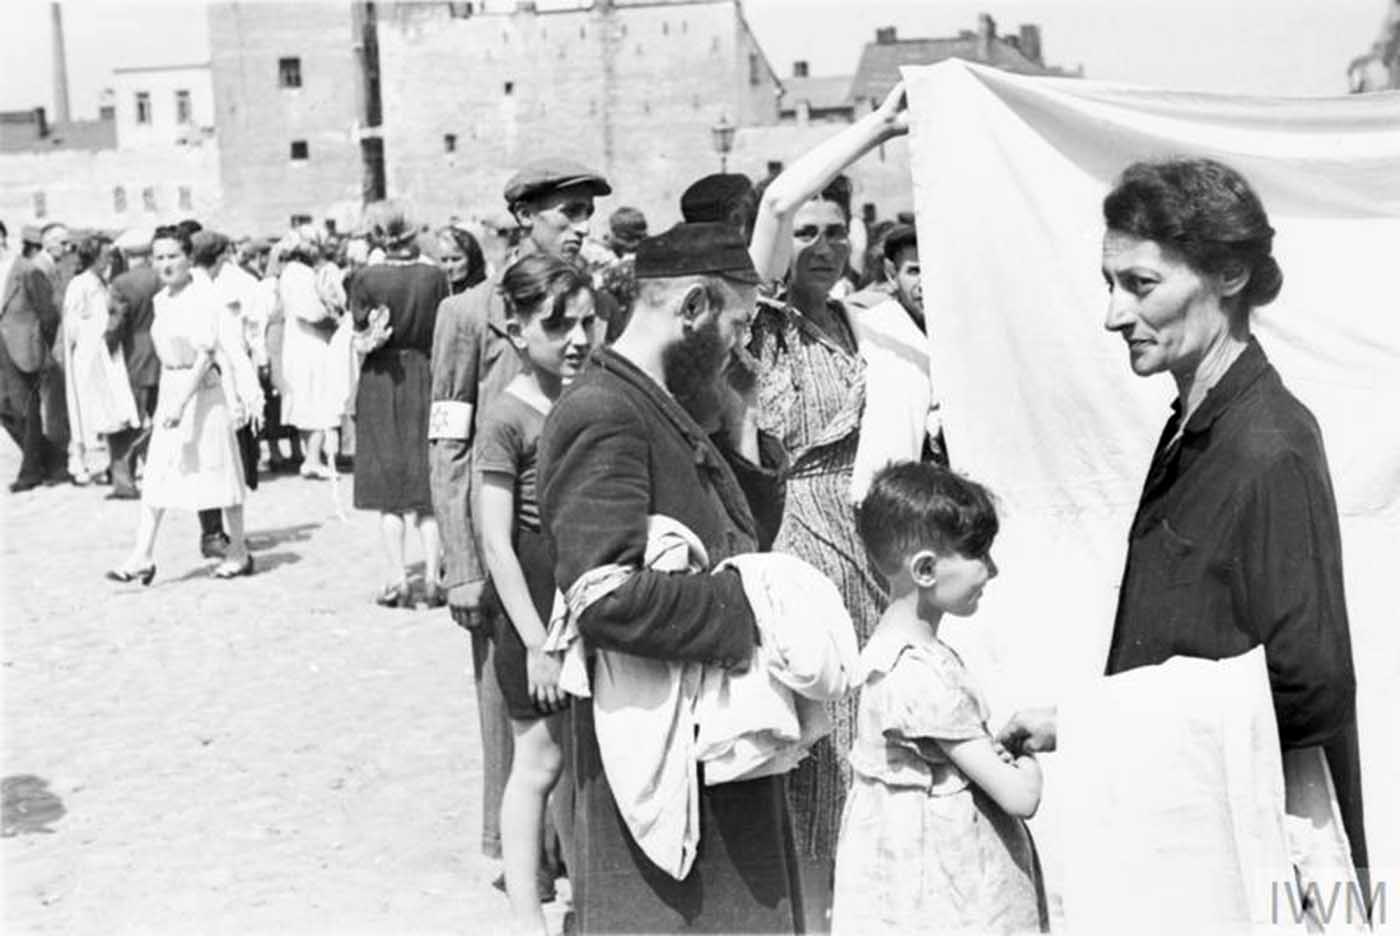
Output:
[0, 81, 1365, 935]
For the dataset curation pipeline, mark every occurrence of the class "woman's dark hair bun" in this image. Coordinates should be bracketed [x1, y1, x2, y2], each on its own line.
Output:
[1243, 254, 1283, 309]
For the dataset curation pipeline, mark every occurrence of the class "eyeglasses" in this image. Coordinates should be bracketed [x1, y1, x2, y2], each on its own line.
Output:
[793, 224, 849, 243]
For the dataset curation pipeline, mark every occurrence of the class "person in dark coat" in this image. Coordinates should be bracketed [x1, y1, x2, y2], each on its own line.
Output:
[998, 158, 1367, 903]
[537, 222, 799, 934]
[0, 226, 65, 491]
[104, 228, 163, 499]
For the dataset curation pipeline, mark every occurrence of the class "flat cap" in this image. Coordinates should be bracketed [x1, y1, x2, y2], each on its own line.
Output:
[634, 221, 760, 285]
[114, 226, 155, 252]
[503, 158, 611, 206]
[680, 173, 755, 224]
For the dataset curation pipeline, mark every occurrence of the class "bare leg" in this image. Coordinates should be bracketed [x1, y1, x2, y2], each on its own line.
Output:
[379, 511, 407, 587]
[222, 504, 249, 564]
[125, 504, 166, 567]
[501, 713, 566, 934]
[416, 512, 442, 590]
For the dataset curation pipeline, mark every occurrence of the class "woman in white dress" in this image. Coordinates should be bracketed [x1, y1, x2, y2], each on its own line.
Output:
[276, 227, 345, 479]
[106, 226, 253, 584]
[63, 234, 139, 482]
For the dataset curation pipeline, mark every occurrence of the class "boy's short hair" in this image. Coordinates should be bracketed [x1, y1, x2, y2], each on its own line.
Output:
[857, 461, 999, 573]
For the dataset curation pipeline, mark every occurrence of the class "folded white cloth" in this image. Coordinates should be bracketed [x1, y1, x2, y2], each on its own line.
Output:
[544, 517, 859, 880]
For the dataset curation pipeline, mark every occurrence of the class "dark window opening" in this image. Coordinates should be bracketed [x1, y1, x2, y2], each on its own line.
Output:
[113, 186, 127, 213]
[290, 213, 312, 228]
[178, 186, 192, 211]
[662, 22, 669, 36]
[141, 187, 156, 212]
[446, 2, 473, 18]
[503, 81, 515, 95]
[443, 133, 457, 153]
[278, 57, 302, 89]
[175, 90, 192, 124]
[135, 92, 151, 124]
[34, 191, 47, 219]
[290, 140, 309, 160]
[749, 53, 761, 86]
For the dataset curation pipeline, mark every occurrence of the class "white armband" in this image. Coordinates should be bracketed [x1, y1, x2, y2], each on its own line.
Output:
[428, 400, 474, 441]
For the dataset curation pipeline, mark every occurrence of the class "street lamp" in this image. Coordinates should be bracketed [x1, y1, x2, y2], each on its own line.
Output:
[710, 114, 736, 173]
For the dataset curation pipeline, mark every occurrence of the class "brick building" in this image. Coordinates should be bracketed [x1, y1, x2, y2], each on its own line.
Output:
[200, 2, 1072, 234]
[0, 6, 219, 232]
[377, 0, 780, 228]
[207, 2, 373, 235]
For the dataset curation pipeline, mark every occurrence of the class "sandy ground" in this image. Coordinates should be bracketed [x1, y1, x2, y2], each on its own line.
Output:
[0, 441, 555, 934]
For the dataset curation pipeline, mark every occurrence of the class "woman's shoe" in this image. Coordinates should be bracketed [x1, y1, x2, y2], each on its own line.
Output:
[212, 555, 255, 579]
[300, 463, 331, 480]
[106, 564, 156, 586]
[375, 582, 411, 608]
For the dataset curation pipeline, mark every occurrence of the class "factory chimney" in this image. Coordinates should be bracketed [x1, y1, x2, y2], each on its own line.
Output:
[51, 2, 71, 125]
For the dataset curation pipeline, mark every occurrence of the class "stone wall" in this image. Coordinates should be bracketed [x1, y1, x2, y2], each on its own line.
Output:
[208, 1, 366, 235]
[377, 0, 781, 230]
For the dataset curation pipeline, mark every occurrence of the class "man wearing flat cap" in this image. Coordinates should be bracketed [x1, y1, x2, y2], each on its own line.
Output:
[428, 156, 613, 881]
[104, 228, 163, 499]
[0, 224, 65, 491]
[537, 221, 798, 933]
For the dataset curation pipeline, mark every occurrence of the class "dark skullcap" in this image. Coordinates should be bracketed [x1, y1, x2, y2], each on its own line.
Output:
[634, 221, 760, 285]
[680, 173, 755, 224]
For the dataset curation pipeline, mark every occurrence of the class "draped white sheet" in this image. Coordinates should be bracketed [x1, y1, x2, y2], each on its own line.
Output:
[901, 60, 1400, 915]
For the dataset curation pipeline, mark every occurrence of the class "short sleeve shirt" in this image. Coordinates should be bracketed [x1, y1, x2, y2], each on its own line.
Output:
[475, 388, 547, 533]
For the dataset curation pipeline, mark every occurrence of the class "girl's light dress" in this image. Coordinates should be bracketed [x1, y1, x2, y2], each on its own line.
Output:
[831, 623, 1047, 935]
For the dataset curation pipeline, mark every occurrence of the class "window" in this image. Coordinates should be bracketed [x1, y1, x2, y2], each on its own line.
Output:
[443, 133, 457, 153]
[290, 213, 312, 228]
[446, 1, 473, 18]
[662, 22, 669, 36]
[178, 186, 192, 211]
[135, 91, 151, 124]
[113, 186, 127, 213]
[142, 187, 156, 212]
[278, 57, 302, 89]
[503, 81, 515, 95]
[749, 53, 761, 86]
[33, 191, 47, 219]
[290, 140, 309, 160]
[175, 89, 192, 124]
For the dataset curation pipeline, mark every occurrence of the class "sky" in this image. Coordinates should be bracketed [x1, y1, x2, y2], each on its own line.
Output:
[0, 0, 1389, 119]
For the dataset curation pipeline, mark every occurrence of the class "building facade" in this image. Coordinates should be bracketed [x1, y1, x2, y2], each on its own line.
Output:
[207, 1, 370, 234]
[374, 0, 781, 228]
[112, 64, 217, 149]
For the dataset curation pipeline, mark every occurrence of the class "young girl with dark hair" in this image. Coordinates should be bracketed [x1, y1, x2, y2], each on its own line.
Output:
[475, 253, 597, 934]
[832, 461, 1046, 935]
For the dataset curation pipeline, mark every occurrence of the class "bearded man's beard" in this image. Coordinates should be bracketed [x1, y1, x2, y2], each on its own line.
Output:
[663, 318, 730, 428]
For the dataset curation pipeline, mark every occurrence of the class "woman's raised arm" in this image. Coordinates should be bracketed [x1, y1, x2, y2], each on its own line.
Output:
[748, 82, 909, 282]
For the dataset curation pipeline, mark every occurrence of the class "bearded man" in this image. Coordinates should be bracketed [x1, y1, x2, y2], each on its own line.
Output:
[537, 222, 798, 932]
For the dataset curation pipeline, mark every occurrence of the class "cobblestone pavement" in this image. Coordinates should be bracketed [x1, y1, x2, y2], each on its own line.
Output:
[0, 443, 550, 934]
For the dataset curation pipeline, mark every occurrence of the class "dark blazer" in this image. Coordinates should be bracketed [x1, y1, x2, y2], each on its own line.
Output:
[1106, 336, 1366, 882]
[105, 264, 162, 390]
[538, 347, 799, 934]
[0, 256, 59, 375]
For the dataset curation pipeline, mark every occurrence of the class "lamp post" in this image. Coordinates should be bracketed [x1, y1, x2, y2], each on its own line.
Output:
[710, 114, 736, 173]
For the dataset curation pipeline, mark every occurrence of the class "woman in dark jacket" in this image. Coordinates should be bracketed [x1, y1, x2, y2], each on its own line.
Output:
[1003, 157, 1366, 883]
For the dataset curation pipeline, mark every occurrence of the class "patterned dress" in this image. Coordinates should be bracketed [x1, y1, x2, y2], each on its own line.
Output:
[750, 297, 888, 859]
[831, 624, 1046, 934]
